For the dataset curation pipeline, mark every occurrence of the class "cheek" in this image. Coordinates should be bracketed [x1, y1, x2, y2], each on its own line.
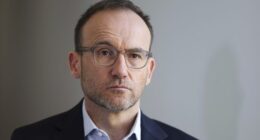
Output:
[131, 72, 148, 97]
[131, 70, 149, 85]
[82, 66, 105, 81]
[81, 64, 110, 87]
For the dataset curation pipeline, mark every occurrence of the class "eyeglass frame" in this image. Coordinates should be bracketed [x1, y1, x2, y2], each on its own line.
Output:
[76, 44, 153, 69]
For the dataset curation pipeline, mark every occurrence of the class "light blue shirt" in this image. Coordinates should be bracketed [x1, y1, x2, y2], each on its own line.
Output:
[82, 100, 141, 140]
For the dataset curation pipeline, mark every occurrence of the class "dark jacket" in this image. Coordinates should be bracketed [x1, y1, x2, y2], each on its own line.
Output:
[11, 100, 197, 140]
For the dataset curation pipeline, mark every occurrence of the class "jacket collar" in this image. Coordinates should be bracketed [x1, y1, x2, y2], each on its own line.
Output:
[52, 99, 85, 140]
[141, 112, 168, 140]
[51, 99, 168, 140]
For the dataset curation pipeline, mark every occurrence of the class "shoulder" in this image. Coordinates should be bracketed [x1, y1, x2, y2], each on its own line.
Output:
[141, 113, 198, 140]
[11, 111, 68, 140]
[11, 100, 83, 140]
[153, 119, 198, 140]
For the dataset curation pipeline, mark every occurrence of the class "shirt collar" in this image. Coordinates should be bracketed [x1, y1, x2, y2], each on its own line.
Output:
[82, 99, 141, 140]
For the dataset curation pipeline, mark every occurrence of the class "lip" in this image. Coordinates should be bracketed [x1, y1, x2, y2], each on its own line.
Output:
[108, 85, 131, 90]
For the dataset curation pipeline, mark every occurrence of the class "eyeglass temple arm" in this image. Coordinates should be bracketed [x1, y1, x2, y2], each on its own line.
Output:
[76, 47, 92, 52]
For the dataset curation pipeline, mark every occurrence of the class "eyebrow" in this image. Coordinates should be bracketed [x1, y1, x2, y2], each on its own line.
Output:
[94, 40, 114, 47]
[126, 48, 148, 52]
[94, 40, 149, 52]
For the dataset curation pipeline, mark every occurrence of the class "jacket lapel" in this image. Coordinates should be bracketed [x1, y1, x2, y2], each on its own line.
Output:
[49, 100, 168, 140]
[52, 100, 85, 140]
[141, 113, 168, 140]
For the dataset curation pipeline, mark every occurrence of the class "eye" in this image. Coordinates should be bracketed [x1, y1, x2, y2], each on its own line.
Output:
[127, 52, 143, 59]
[100, 49, 111, 56]
[96, 48, 115, 57]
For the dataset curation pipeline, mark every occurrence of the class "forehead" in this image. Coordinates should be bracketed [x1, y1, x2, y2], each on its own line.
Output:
[81, 9, 151, 51]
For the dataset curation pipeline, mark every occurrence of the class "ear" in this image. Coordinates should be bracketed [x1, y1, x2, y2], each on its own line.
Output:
[146, 58, 156, 85]
[68, 51, 81, 79]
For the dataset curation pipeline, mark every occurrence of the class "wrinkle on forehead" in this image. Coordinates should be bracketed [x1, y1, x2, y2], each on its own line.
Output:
[91, 30, 123, 47]
[81, 9, 151, 51]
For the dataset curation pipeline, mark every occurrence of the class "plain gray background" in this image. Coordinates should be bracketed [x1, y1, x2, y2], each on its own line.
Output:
[1, 0, 259, 140]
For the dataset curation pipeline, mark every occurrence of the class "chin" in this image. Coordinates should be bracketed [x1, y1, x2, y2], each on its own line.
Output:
[101, 96, 137, 112]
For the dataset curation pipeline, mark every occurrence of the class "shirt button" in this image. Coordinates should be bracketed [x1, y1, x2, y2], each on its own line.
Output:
[97, 131, 103, 137]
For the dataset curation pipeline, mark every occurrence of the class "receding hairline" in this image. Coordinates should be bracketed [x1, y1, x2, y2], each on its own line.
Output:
[79, 8, 152, 47]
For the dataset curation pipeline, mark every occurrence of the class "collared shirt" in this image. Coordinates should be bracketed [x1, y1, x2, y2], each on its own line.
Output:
[82, 100, 141, 140]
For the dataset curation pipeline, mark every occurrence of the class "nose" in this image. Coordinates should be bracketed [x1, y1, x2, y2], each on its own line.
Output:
[111, 54, 128, 79]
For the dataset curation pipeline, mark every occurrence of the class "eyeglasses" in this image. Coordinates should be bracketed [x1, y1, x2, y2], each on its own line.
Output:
[76, 44, 152, 69]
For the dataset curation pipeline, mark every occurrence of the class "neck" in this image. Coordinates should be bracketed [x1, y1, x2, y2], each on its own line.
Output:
[84, 97, 140, 140]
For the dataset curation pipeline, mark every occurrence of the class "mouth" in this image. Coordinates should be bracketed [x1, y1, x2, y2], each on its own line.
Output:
[107, 85, 131, 91]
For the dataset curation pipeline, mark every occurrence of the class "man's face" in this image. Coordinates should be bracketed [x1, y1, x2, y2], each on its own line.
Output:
[70, 9, 155, 112]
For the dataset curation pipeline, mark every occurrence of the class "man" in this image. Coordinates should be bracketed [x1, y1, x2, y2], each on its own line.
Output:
[11, 0, 197, 140]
